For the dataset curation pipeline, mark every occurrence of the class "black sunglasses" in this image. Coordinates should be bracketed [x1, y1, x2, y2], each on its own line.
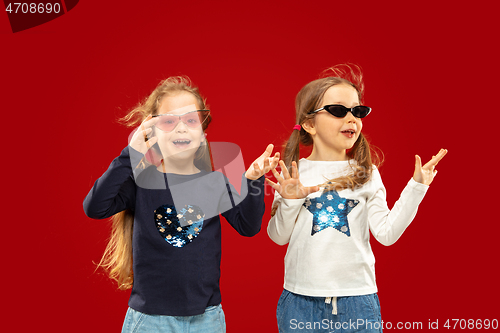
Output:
[310, 104, 371, 119]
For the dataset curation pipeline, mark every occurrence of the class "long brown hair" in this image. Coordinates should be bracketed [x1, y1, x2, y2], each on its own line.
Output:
[97, 76, 211, 289]
[273, 65, 381, 215]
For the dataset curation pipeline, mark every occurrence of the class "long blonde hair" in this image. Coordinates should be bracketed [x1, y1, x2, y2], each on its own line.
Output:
[272, 64, 382, 216]
[97, 76, 210, 289]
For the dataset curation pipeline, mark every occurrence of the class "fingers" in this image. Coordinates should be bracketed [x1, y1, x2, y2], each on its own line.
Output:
[433, 148, 448, 165]
[247, 145, 278, 179]
[269, 152, 280, 169]
[303, 185, 320, 196]
[269, 159, 299, 183]
[265, 178, 280, 191]
[261, 146, 279, 171]
[245, 161, 263, 180]
[279, 160, 291, 179]
[261, 154, 271, 174]
[271, 166, 284, 183]
[140, 127, 153, 139]
[251, 151, 280, 178]
[413, 149, 447, 185]
[291, 161, 298, 179]
[129, 115, 160, 154]
[252, 161, 261, 176]
[263, 152, 280, 170]
[137, 115, 157, 141]
[147, 136, 158, 147]
[139, 126, 155, 149]
[139, 116, 158, 143]
[141, 114, 159, 129]
[144, 136, 158, 150]
[262, 144, 274, 157]
[266, 154, 280, 175]
[141, 114, 152, 126]
[415, 154, 422, 170]
[428, 149, 446, 165]
[255, 144, 274, 163]
[423, 148, 448, 169]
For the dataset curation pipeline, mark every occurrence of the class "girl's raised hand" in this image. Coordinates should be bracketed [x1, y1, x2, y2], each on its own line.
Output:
[266, 160, 320, 199]
[413, 148, 448, 186]
[129, 115, 159, 154]
[245, 144, 280, 180]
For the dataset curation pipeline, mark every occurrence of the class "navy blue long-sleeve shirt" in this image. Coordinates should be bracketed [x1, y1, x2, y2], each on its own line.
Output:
[83, 146, 265, 315]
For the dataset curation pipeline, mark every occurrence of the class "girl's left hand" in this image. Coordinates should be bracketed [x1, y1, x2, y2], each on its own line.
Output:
[413, 148, 448, 186]
[245, 144, 280, 180]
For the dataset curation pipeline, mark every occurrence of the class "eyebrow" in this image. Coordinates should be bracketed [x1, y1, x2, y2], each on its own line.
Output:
[153, 110, 199, 117]
[328, 102, 361, 107]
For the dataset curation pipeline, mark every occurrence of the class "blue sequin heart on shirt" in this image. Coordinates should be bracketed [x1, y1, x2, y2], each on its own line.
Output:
[154, 204, 205, 248]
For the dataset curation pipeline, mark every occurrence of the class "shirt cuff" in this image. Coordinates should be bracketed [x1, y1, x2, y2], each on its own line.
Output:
[281, 197, 307, 208]
[408, 178, 429, 193]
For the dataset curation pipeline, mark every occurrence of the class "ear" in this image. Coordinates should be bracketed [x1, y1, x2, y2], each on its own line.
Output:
[301, 119, 316, 136]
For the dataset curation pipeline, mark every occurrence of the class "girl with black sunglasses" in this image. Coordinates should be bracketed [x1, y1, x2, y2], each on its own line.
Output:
[266, 64, 447, 332]
[83, 76, 279, 333]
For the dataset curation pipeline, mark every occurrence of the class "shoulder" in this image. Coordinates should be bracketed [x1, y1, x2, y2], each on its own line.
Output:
[364, 164, 384, 190]
[371, 165, 383, 179]
[370, 164, 381, 177]
[134, 165, 164, 189]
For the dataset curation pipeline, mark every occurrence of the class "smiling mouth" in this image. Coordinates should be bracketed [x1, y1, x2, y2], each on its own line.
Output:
[173, 139, 192, 146]
[341, 129, 356, 138]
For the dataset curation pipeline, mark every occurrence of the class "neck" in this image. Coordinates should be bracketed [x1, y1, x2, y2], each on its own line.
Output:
[306, 146, 348, 161]
[157, 158, 200, 175]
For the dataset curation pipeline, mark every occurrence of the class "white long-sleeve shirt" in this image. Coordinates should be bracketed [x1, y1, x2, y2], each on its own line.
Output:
[267, 159, 428, 297]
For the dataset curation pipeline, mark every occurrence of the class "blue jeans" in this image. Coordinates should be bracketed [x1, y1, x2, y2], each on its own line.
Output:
[121, 304, 226, 333]
[277, 290, 382, 333]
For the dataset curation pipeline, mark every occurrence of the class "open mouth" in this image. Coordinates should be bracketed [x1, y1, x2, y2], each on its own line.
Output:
[172, 139, 192, 147]
[341, 129, 356, 138]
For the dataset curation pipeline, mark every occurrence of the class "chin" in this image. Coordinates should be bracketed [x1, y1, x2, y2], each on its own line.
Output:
[173, 148, 198, 159]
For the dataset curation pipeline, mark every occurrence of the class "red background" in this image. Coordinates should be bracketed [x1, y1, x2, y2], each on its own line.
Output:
[2, 1, 499, 331]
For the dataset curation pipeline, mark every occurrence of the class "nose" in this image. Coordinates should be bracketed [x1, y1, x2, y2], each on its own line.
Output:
[345, 111, 357, 123]
[175, 119, 189, 132]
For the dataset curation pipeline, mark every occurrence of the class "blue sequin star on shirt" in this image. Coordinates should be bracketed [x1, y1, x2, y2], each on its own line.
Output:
[304, 190, 359, 237]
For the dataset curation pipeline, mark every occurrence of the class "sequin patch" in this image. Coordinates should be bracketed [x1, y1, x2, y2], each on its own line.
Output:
[303, 190, 359, 237]
[154, 204, 205, 248]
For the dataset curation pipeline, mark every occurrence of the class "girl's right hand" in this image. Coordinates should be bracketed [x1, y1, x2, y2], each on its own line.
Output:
[129, 115, 159, 154]
[266, 160, 320, 199]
